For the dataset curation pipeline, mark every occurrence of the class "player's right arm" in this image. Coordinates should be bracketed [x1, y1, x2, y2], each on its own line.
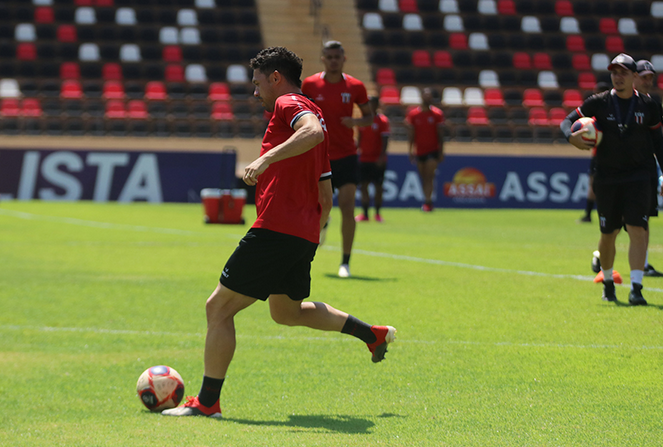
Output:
[560, 109, 593, 150]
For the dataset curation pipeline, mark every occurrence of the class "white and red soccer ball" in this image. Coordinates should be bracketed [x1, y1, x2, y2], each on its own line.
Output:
[571, 116, 603, 147]
[136, 365, 184, 412]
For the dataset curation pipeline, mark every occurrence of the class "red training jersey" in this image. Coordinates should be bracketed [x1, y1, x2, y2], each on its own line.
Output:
[253, 93, 330, 244]
[405, 106, 445, 156]
[358, 113, 390, 163]
[301, 72, 369, 161]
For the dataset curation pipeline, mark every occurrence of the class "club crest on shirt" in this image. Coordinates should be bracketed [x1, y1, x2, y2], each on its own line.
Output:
[635, 112, 644, 124]
[341, 92, 351, 103]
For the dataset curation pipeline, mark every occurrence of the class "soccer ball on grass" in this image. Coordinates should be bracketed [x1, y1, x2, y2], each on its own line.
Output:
[136, 365, 185, 412]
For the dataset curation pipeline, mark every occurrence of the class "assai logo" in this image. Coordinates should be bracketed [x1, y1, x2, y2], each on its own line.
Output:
[443, 167, 495, 202]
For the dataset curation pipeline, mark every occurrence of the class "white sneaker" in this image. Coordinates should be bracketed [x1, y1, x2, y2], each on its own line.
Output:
[319, 216, 330, 246]
[338, 264, 350, 278]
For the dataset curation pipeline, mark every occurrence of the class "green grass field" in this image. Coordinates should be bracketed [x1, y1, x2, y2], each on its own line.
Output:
[1, 201, 662, 446]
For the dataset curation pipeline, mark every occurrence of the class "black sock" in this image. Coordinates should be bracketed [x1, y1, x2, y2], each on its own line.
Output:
[341, 315, 376, 344]
[363, 204, 369, 216]
[342, 254, 351, 265]
[375, 206, 381, 215]
[198, 376, 224, 407]
[585, 199, 594, 216]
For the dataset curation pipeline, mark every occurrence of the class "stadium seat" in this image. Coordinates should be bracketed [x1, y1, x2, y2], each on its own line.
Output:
[399, 0, 418, 12]
[378, 0, 398, 11]
[562, 89, 583, 108]
[116, 7, 136, 25]
[463, 87, 484, 106]
[477, 0, 497, 14]
[0, 79, 21, 98]
[185, 64, 207, 82]
[56, 24, 77, 42]
[102, 63, 122, 80]
[211, 101, 234, 120]
[60, 62, 80, 79]
[653, 2, 663, 18]
[433, 50, 453, 68]
[533, 53, 552, 70]
[521, 16, 541, 33]
[605, 36, 624, 53]
[578, 72, 597, 89]
[522, 88, 544, 107]
[208, 82, 231, 101]
[1, 98, 21, 117]
[35, 6, 55, 23]
[75, 7, 96, 24]
[17, 43, 37, 60]
[226, 65, 248, 83]
[120, 44, 141, 62]
[467, 106, 489, 125]
[102, 80, 125, 99]
[484, 88, 504, 106]
[403, 14, 423, 30]
[591, 54, 610, 71]
[376, 68, 396, 86]
[15, 24, 36, 42]
[449, 33, 468, 49]
[127, 100, 148, 119]
[618, 18, 638, 35]
[412, 50, 431, 67]
[566, 35, 585, 52]
[443, 15, 464, 32]
[159, 27, 179, 44]
[478, 70, 500, 87]
[379, 86, 401, 105]
[78, 43, 100, 61]
[439, 0, 460, 13]
[497, 0, 516, 14]
[163, 46, 182, 62]
[363, 13, 384, 30]
[599, 18, 618, 34]
[559, 17, 579, 33]
[177, 9, 198, 26]
[572, 54, 591, 71]
[548, 107, 567, 126]
[528, 107, 549, 126]
[59, 79, 82, 99]
[442, 87, 463, 105]
[165, 65, 184, 82]
[555, 0, 573, 15]
[105, 100, 125, 119]
[400, 86, 422, 105]
[512, 52, 531, 69]
[180, 28, 201, 45]
[537, 71, 559, 89]
[21, 98, 42, 117]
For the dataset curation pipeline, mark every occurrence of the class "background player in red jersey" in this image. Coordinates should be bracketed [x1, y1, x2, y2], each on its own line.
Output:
[162, 47, 396, 418]
[405, 87, 445, 212]
[302, 40, 373, 278]
[355, 96, 390, 222]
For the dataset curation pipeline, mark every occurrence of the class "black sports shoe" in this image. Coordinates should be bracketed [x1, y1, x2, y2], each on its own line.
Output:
[628, 283, 648, 306]
[578, 215, 591, 223]
[644, 264, 663, 277]
[602, 280, 616, 302]
[591, 250, 601, 274]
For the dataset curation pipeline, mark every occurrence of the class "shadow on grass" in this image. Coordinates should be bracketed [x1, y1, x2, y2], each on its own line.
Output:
[323, 273, 397, 282]
[613, 299, 663, 310]
[224, 412, 404, 434]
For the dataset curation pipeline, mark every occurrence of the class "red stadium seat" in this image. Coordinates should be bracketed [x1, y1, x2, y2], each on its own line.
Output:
[105, 100, 126, 119]
[412, 50, 431, 67]
[60, 62, 80, 79]
[57, 24, 77, 42]
[467, 107, 490, 125]
[162, 46, 182, 62]
[208, 82, 231, 101]
[533, 53, 552, 70]
[605, 36, 624, 53]
[562, 89, 583, 108]
[34, 7, 54, 23]
[165, 65, 184, 82]
[21, 98, 42, 117]
[211, 101, 234, 120]
[379, 86, 401, 105]
[566, 35, 585, 52]
[512, 52, 531, 69]
[522, 89, 544, 107]
[144, 81, 167, 100]
[449, 33, 468, 50]
[1, 98, 21, 117]
[102, 80, 125, 99]
[102, 63, 122, 80]
[578, 72, 597, 89]
[433, 50, 453, 68]
[399, 0, 418, 12]
[571, 54, 591, 71]
[658, 74, 663, 90]
[127, 100, 148, 119]
[60, 79, 83, 99]
[528, 107, 549, 126]
[599, 18, 618, 34]
[548, 107, 567, 126]
[497, 0, 516, 15]
[555, 0, 573, 16]
[95, 0, 114, 5]
[376, 68, 396, 86]
[16, 43, 37, 60]
[484, 88, 505, 107]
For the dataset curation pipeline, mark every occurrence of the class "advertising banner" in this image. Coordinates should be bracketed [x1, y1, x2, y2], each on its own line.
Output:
[0, 149, 236, 203]
[365, 154, 591, 209]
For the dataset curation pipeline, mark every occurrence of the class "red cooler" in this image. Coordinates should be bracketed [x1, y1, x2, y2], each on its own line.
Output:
[201, 188, 246, 224]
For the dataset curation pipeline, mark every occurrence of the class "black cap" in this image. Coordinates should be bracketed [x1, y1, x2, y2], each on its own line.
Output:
[608, 53, 637, 72]
[636, 59, 656, 75]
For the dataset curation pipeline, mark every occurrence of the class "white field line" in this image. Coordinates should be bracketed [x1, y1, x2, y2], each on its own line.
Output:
[3, 207, 663, 292]
[1, 324, 662, 351]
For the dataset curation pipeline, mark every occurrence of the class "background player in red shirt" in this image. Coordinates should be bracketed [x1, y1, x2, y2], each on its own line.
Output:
[405, 88, 445, 212]
[302, 40, 373, 278]
[356, 96, 390, 222]
[162, 47, 396, 418]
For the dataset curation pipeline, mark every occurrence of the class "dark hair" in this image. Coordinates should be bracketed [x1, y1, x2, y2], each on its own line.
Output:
[250, 47, 303, 88]
[322, 40, 344, 52]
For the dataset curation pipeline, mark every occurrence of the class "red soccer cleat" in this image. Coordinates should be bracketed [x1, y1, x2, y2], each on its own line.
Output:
[366, 325, 397, 363]
[355, 214, 369, 222]
[161, 396, 222, 418]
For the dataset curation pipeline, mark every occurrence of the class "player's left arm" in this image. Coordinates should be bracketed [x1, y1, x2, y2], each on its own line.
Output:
[243, 113, 324, 185]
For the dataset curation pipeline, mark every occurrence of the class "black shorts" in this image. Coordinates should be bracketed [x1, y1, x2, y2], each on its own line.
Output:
[359, 162, 385, 184]
[330, 155, 358, 190]
[594, 180, 650, 233]
[220, 228, 318, 301]
[417, 151, 439, 163]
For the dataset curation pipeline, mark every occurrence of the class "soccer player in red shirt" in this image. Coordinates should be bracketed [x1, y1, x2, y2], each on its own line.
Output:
[162, 47, 396, 418]
[356, 96, 390, 222]
[405, 87, 445, 212]
[302, 40, 373, 278]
